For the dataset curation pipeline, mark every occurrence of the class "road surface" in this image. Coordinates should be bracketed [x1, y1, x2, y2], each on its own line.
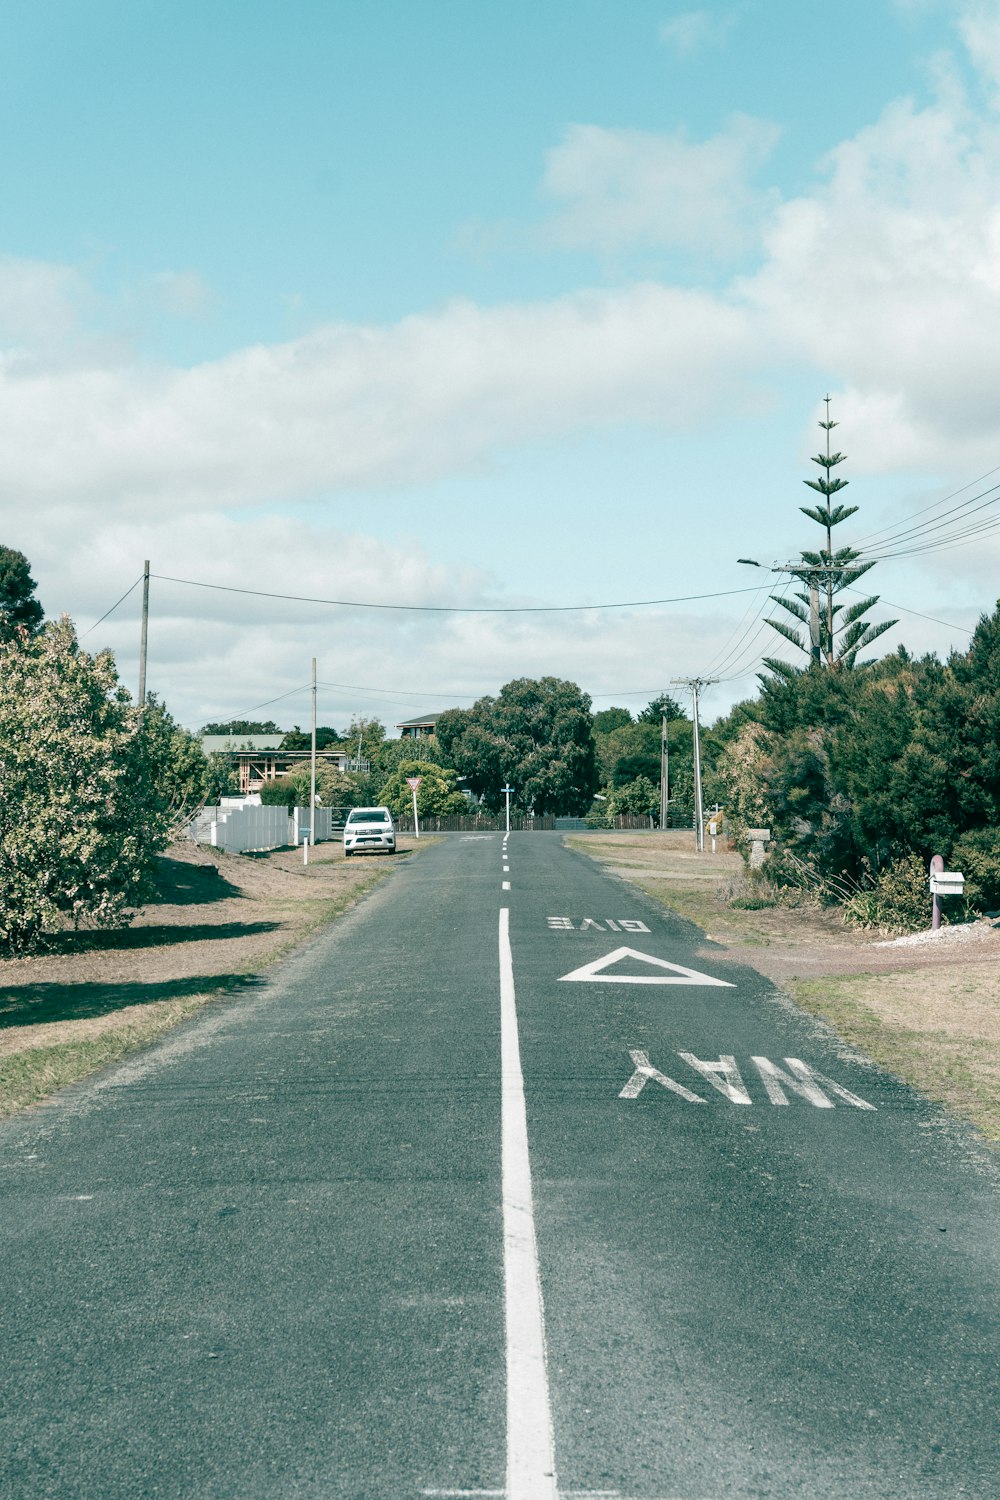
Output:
[1, 833, 997, 1499]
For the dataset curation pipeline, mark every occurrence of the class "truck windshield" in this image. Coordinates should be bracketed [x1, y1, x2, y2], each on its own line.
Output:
[347, 809, 389, 823]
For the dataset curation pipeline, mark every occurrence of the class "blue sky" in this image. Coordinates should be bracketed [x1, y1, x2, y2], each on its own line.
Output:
[2, 1, 999, 730]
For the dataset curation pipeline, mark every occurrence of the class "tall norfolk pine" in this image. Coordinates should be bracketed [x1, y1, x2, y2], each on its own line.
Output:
[765, 403, 897, 676]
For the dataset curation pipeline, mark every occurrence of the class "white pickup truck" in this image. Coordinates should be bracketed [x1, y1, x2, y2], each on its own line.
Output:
[343, 806, 397, 857]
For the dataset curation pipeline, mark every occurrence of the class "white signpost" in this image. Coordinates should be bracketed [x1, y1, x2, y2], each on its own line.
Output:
[406, 776, 422, 838]
[502, 784, 514, 834]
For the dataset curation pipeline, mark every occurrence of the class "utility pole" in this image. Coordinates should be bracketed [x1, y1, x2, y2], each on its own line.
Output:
[739, 557, 826, 667]
[310, 656, 317, 847]
[137, 560, 150, 708]
[659, 711, 669, 830]
[673, 677, 717, 851]
[502, 784, 514, 834]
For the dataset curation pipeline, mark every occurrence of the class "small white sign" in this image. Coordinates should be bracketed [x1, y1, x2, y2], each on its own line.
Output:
[405, 776, 422, 790]
[929, 871, 964, 895]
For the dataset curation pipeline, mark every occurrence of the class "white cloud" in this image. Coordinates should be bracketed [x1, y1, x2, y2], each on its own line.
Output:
[741, 83, 1000, 473]
[540, 117, 781, 258]
[0, 281, 763, 513]
[959, 2, 1000, 93]
[148, 270, 214, 320]
[659, 9, 737, 57]
[0, 255, 90, 349]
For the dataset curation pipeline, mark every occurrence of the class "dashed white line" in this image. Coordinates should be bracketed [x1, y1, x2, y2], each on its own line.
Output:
[502, 881, 511, 891]
[499, 906, 558, 1500]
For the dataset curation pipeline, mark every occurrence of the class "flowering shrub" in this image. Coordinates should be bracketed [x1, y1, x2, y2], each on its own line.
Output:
[0, 618, 172, 952]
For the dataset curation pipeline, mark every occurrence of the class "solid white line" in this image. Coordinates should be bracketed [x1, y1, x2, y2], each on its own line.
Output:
[499, 906, 558, 1500]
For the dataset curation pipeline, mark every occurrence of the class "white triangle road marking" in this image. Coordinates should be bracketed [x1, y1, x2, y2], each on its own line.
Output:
[558, 946, 734, 987]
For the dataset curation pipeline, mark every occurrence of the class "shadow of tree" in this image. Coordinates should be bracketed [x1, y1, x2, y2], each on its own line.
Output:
[49, 921, 281, 956]
[0, 973, 263, 1029]
[151, 855, 244, 906]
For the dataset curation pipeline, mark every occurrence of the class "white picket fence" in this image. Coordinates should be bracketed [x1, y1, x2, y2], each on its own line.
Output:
[187, 803, 335, 854]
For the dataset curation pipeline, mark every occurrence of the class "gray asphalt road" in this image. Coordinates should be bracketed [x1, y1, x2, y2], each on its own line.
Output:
[1, 833, 997, 1499]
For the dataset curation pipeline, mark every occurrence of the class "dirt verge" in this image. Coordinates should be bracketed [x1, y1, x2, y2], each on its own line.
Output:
[0, 837, 422, 1116]
[567, 830, 1000, 1142]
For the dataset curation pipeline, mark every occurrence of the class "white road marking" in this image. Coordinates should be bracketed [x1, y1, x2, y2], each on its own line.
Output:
[678, 1053, 752, 1104]
[619, 1050, 705, 1103]
[504, 864, 510, 872]
[503, 880, 511, 891]
[559, 947, 734, 986]
[545, 918, 650, 932]
[499, 907, 559, 1500]
[752, 1057, 876, 1109]
[619, 1051, 876, 1109]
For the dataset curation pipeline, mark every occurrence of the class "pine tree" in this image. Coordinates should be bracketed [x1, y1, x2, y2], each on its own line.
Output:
[0, 546, 44, 643]
[764, 400, 897, 677]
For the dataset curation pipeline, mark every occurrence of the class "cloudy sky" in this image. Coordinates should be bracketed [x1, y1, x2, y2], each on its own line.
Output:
[4, 0, 1000, 732]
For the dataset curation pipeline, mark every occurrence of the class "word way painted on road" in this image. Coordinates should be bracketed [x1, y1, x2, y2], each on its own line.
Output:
[619, 1050, 876, 1109]
[547, 917, 650, 932]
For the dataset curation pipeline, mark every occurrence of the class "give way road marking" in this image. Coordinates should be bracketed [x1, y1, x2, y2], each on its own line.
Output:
[559, 947, 734, 987]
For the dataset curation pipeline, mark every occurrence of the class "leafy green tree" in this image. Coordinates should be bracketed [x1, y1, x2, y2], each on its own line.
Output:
[279, 725, 343, 751]
[379, 760, 466, 818]
[0, 618, 171, 951]
[432, 708, 472, 761]
[637, 693, 686, 724]
[444, 677, 598, 815]
[259, 764, 362, 809]
[608, 775, 660, 818]
[200, 719, 280, 735]
[204, 753, 240, 803]
[0, 545, 44, 643]
[765, 402, 896, 675]
[598, 721, 661, 787]
[593, 706, 633, 733]
[375, 735, 445, 777]
[345, 716, 387, 763]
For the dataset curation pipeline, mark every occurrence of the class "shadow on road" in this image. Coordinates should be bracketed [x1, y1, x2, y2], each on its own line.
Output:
[0, 973, 262, 1029]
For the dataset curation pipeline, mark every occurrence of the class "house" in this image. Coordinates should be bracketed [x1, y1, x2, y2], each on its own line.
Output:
[395, 713, 442, 739]
[200, 735, 359, 794]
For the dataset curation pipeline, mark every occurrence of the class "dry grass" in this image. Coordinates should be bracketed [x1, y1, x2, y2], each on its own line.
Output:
[0, 837, 423, 1116]
[568, 829, 1000, 1144]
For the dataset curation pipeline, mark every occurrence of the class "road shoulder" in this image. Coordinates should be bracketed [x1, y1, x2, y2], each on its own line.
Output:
[0, 836, 428, 1117]
[566, 830, 1000, 1143]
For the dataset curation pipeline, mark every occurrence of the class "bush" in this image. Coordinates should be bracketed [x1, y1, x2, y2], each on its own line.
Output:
[950, 827, 1000, 913]
[841, 854, 931, 934]
[0, 619, 171, 952]
[260, 765, 360, 810]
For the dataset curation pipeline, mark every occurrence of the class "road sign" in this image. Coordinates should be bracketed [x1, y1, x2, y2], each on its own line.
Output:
[406, 776, 422, 789]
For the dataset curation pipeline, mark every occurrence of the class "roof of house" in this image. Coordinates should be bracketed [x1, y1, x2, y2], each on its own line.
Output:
[395, 713, 442, 729]
[200, 735, 285, 753]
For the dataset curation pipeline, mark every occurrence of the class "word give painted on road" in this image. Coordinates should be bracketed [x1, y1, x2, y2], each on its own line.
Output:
[559, 947, 734, 987]
[547, 917, 650, 932]
[620, 1049, 875, 1109]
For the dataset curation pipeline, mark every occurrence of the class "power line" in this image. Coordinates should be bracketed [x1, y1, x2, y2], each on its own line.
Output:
[853, 464, 1000, 548]
[151, 571, 765, 615]
[80, 575, 143, 637]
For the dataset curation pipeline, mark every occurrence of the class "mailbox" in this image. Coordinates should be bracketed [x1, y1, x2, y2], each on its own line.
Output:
[929, 871, 964, 896]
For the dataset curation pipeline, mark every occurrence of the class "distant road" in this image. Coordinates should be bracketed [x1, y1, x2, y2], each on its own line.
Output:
[1, 834, 997, 1499]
